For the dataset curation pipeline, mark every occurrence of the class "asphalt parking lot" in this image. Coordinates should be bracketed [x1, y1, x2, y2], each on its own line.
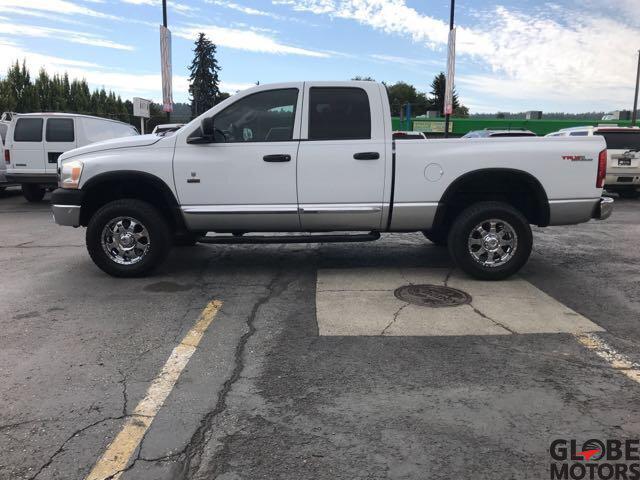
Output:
[1, 187, 640, 480]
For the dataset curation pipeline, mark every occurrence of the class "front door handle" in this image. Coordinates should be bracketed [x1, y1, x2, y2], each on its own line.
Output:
[263, 154, 291, 162]
[353, 152, 380, 160]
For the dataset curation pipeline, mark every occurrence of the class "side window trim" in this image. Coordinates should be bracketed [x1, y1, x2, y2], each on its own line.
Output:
[204, 88, 300, 144]
[13, 118, 44, 142]
[45, 118, 75, 143]
[306, 86, 372, 141]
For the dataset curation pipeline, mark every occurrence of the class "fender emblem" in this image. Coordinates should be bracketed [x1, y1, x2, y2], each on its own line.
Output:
[562, 155, 593, 162]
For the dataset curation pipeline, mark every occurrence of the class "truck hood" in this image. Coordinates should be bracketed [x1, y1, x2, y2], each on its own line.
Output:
[60, 134, 162, 161]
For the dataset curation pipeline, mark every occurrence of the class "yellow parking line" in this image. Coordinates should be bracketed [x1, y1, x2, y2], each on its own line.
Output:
[85, 300, 223, 480]
[575, 333, 640, 384]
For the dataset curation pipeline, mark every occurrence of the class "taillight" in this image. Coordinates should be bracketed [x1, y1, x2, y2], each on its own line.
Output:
[3, 149, 9, 165]
[596, 149, 607, 188]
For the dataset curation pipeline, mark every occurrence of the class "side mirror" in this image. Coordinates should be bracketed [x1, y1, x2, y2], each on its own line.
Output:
[201, 117, 215, 138]
[187, 117, 216, 144]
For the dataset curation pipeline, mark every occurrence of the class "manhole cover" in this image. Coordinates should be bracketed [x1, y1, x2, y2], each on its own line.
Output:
[394, 284, 472, 308]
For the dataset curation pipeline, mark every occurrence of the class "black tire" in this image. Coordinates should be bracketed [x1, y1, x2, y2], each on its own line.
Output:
[447, 201, 532, 281]
[86, 199, 171, 277]
[422, 229, 448, 246]
[22, 184, 46, 202]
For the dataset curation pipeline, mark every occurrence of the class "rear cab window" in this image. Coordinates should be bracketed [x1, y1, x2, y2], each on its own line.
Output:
[46, 118, 75, 142]
[14, 118, 43, 142]
[308, 87, 371, 140]
[594, 131, 640, 151]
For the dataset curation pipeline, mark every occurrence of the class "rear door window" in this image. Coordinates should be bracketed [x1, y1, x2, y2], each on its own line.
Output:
[308, 87, 371, 140]
[46, 118, 75, 142]
[14, 118, 43, 142]
[595, 131, 640, 150]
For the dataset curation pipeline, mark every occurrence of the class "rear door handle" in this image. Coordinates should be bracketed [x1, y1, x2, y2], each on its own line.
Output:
[353, 152, 380, 160]
[263, 154, 291, 162]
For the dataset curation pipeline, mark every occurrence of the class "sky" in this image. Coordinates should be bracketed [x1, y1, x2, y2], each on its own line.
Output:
[0, 0, 638, 113]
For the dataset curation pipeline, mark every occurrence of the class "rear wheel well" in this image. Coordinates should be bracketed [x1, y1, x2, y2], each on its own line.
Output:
[432, 169, 549, 233]
[80, 172, 184, 232]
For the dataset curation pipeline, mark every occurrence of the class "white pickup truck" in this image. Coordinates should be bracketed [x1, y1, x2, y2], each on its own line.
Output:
[51, 81, 612, 280]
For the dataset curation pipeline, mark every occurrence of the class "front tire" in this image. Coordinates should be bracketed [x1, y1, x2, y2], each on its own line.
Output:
[86, 199, 171, 277]
[22, 184, 46, 202]
[447, 201, 532, 281]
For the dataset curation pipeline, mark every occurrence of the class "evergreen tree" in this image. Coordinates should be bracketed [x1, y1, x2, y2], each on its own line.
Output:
[188, 33, 221, 117]
[429, 72, 459, 114]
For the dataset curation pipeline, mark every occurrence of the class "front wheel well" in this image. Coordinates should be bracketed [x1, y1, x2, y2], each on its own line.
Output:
[432, 169, 550, 232]
[79, 172, 185, 232]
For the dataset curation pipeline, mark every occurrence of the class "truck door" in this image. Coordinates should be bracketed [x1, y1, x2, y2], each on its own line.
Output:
[44, 117, 76, 174]
[10, 118, 45, 174]
[173, 85, 303, 232]
[297, 84, 387, 230]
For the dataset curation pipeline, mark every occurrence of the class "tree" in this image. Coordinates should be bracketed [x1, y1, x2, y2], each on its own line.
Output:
[188, 33, 221, 116]
[429, 72, 459, 115]
[386, 81, 430, 116]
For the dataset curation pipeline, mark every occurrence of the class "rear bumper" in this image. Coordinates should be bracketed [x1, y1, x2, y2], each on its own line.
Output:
[6, 173, 57, 185]
[592, 197, 614, 221]
[51, 188, 84, 227]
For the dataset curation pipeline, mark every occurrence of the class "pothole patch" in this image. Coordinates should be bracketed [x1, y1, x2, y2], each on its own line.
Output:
[394, 284, 472, 308]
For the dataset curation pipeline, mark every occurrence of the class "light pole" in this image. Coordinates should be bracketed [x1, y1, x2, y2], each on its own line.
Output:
[162, 0, 170, 122]
[443, 0, 455, 138]
[632, 49, 639, 127]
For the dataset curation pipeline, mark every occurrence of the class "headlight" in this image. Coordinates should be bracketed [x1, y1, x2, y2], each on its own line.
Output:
[59, 160, 84, 189]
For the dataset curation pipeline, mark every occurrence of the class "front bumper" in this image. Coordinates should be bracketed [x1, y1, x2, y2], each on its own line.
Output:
[592, 197, 614, 221]
[51, 188, 84, 227]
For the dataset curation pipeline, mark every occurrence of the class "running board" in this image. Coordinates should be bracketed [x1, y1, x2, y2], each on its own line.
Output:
[197, 231, 381, 244]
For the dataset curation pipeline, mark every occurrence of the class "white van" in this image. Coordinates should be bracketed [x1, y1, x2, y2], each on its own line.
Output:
[4, 113, 138, 201]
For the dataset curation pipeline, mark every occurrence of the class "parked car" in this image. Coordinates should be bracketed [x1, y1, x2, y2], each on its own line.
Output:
[462, 129, 537, 138]
[393, 131, 427, 140]
[4, 113, 138, 202]
[51, 81, 611, 280]
[152, 123, 185, 137]
[546, 126, 640, 198]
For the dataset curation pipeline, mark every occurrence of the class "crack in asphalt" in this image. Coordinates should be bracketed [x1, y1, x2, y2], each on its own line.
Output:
[443, 267, 454, 286]
[176, 265, 289, 480]
[381, 303, 409, 336]
[470, 304, 517, 334]
[25, 415, 129, 480]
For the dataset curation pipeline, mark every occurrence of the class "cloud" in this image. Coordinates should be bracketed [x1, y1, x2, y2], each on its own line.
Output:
[0, 40, 251, 103]
[173, 24, 329, 57]
[208, 0, 283, 19]
[370, 54, 440, 68]
[1, 0, 118, 19]
[277, 0, 640, 112]
[0, 22, 134, 50]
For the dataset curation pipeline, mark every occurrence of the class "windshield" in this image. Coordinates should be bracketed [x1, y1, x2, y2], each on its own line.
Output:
[595, 131, 640, 151]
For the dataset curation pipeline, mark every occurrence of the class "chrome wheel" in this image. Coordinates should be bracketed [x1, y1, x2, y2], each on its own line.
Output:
[467, 219, 518, 268]
[101, 216, 150, 265]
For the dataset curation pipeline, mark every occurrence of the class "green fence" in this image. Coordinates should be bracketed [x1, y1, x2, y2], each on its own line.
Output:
[392, 117, 634, 136]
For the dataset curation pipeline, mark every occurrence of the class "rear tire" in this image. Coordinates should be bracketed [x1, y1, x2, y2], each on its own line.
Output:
[22, 184, 46, 202]
[447, 201, 532, 281]
[422, 229, 448, 246]
[86, 199, 171, 277]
